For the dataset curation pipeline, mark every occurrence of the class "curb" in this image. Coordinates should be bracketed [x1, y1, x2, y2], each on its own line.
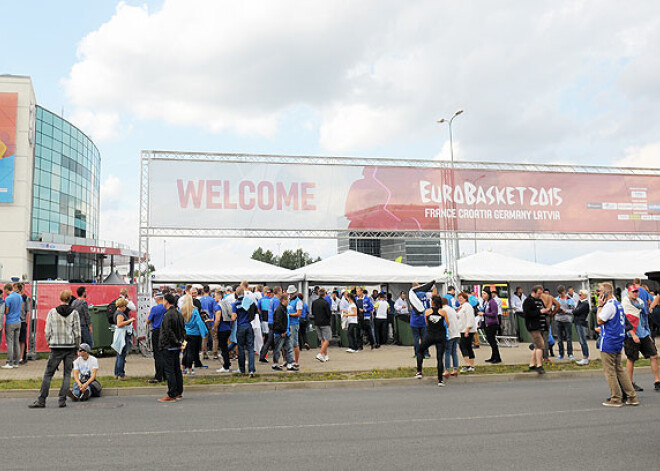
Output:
[1, 366, 649, 399]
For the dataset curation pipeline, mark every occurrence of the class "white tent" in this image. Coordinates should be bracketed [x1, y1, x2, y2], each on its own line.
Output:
[426, 251, 585, 282]
[153, 248, 300, 283]
[293, 250, 442, 284]
[553, 250, 660, 280]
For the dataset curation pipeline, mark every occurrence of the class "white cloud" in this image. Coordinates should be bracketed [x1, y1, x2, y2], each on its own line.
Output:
[616, 142, 660, 168]
[63, 0, 660, 162]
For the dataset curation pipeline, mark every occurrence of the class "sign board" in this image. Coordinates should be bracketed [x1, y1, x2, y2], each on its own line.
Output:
[0, 92, 18, 203]
[148, 159, 660, 235]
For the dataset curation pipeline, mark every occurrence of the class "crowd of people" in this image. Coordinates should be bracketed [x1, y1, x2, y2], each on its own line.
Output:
[2, 275, 657, 408]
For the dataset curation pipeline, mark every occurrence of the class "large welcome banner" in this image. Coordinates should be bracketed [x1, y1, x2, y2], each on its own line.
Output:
[148, 159, 660, 235]
[0, 92, 18, 203]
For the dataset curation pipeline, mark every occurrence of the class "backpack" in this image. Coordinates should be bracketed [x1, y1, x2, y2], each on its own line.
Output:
[107, 298, 120, 325]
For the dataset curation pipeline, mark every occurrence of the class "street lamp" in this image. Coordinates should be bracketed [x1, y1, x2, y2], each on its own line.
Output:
[437, 110, 464, 289]
[437, 109, 463, 164]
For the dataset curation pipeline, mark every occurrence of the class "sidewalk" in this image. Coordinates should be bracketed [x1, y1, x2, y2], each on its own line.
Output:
[0, 340, 598, 381]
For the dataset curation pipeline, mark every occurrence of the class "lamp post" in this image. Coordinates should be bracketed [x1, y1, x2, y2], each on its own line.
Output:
[437, 110, 464, 289]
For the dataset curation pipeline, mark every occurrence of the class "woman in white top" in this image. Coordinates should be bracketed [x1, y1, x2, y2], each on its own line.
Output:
[457, 292, 477, 372]
[443, 298, 461, 377]
[346, 293, 359, 353]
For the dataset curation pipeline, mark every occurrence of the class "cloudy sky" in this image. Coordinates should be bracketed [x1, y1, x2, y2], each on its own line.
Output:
[6, 0, 660, 268]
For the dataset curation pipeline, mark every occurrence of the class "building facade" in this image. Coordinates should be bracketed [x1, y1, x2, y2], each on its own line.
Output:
[0, 75, 134, 282]
[338, 235, 442, 266]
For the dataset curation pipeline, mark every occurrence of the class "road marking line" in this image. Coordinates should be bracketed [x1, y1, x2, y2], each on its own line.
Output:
[0, 407, 601, 441]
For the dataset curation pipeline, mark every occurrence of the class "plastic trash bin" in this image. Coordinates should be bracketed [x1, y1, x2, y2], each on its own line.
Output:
[89, 305, 113, 350]
[395, 314, 413, 346]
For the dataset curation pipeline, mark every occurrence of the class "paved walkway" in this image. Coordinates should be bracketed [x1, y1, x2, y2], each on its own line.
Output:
[0, 340, 597, 380]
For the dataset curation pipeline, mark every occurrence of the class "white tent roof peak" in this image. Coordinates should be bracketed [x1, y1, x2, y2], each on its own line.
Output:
[293, 250, 443, 284]
[153, 247, 299, 283]
[553, 250, 660, 280]
[429, 251, 584, 282]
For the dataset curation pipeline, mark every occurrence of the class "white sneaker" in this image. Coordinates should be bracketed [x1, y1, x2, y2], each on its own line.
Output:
[414, 372, 423, 379]
[316, 353, 325, 362]
[12, 364, 19, 368]
[1, 364, 13, 369]
[232, 369, 241, 374]
[576, 359, 590, 366]
[346, 348, 357, 353]
[324, 355, 330, 362]
[216, 367, 230, 373]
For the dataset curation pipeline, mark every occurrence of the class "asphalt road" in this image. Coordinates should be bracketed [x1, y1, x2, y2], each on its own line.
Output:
[1, 373, 659, 470]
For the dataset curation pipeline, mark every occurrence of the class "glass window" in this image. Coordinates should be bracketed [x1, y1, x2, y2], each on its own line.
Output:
[43, 136, 53, 149]
[36, 107, 43, 119]
[53, 117, 62, 130]
[35, 133, 42, 145]
[44, 111, 53, 125]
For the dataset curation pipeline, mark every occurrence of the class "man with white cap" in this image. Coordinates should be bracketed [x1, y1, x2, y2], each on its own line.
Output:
[286, 285, 303, 368]
[68, 343, 101, 401]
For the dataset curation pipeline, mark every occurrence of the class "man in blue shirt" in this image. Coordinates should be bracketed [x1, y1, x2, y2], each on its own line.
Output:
[443, 286, 460, 309]
[286, 285, 302, 367]
[259, 286, 280, 362]
[3, 283, 23, 368]
[597, 282, 638, 407]
[357, 287, 376, 349]
[146, 292, 167, 383]
[199, 285, 217, 360]
[213, 288, 232, 373]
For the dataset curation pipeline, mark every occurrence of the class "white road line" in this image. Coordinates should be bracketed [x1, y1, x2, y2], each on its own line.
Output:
[0, 407, 601, 441]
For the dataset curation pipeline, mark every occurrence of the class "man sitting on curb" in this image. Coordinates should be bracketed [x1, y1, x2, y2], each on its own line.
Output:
[69, 343, 102, 401]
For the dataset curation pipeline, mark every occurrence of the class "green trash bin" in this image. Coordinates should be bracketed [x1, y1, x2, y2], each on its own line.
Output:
[306, 324, 319, 349]
[335, 315, 349, 347]
[395, 314, 413, 346]
[516, 313, 533, 343]
[89, 305, 114, 350]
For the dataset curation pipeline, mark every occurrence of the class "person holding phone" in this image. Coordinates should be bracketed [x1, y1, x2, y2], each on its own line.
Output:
[112, 298, 135, 380]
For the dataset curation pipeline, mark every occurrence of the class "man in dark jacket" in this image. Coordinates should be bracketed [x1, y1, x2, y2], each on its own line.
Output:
[29, 290, 81, 408]
[523, 285, 549, 375]
[271, 295, 296, 371]
[158, 294, 185, 402]
[573, 289, 591, 366]
[312, 289, 332, 362]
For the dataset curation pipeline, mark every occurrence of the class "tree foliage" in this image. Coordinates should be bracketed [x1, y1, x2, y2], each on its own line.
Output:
[251, 247, 321, 270]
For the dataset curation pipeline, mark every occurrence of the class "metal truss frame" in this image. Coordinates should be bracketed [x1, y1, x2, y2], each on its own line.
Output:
[138, 150, 660, 295]
[141, 150, 660, 175]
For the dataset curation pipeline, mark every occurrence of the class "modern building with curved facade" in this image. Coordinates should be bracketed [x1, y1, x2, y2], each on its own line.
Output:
[0, 75, 136, 281]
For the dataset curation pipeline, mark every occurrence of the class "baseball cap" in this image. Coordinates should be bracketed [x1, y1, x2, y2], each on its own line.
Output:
[579, 289, 589, 296]
[154, 292, 164, 299]
[78, 343, 91, 353]
[266, 287, 273, 293]
[628, 286, 639, 293]
[286, 285, 298, 294]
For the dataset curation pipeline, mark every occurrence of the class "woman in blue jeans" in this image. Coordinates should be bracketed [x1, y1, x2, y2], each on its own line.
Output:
[113, 298, 134, 379]
[443, 298, 461, 377]
[573, 290, 591, 365]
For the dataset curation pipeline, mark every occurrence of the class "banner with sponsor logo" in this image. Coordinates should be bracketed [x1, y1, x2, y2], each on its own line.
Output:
[148, 159, 660, 234]
[0, 92, 18, 203]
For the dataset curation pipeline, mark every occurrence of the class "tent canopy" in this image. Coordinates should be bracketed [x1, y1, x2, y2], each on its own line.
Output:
[425, 251, 584, 282]
[293, 250, 442, 284]
[553, 250, 660, 280]
[153, 248, 299, 283]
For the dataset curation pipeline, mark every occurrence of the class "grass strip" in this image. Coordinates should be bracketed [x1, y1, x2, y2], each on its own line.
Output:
[1, 358, 647, 390]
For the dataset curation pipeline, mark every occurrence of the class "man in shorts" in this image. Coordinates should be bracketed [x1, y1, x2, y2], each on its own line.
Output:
[523, 285, 549, 374]
[622, 285, 660, 392]
[312, 288, 332, 362]
[539, 289, 561, 361]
